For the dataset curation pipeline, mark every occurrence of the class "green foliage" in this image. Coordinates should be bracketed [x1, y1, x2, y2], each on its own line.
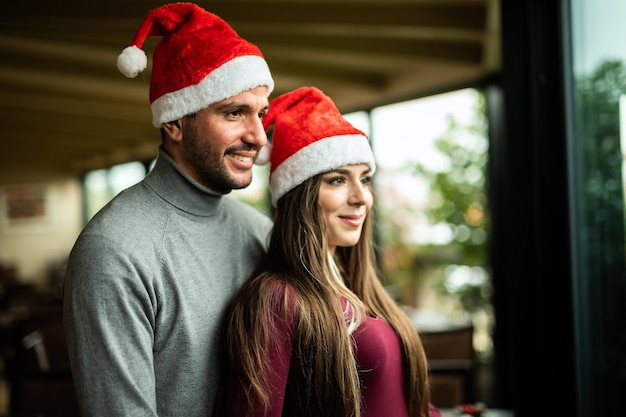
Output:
[407, 97, 489, 264]
[379, 90, 491, 313]
[576, 60, 626, 218]
[418, 93, 490, 310]
[574, 59, 626, 272]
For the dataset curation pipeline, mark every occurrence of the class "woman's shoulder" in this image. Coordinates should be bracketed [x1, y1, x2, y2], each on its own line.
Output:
[238, 273, 301, 319]
[244, 273, 297, 303]
[234, 273, 299, 332]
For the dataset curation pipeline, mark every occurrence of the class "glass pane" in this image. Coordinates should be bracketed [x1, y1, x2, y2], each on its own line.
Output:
[363, 88, 493, 406]
[83, 162, 147, 221]
[108, 162, 146, 195]
[343, 111, 370, 138]
[367, 89, 491, 354]
[83, 169, 109, 221]
[568, 0, 626, 414]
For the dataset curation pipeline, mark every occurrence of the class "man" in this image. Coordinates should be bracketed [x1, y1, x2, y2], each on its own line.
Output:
[63, 3, 274, 416]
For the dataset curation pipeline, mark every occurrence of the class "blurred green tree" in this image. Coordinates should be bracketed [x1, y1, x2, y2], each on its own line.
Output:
[378, 91, 491, 317]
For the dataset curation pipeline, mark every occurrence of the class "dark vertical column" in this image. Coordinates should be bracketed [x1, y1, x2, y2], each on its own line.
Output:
[487, 1, 576, 416]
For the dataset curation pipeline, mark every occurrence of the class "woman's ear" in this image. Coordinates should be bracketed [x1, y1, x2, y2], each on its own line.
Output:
[162, 119, 183, 143]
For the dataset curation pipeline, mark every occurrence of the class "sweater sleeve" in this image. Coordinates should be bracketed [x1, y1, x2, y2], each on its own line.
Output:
[63, 233, 158, 416]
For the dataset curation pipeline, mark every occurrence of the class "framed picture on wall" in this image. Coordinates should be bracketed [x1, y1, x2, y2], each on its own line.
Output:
[0, 184, 54, 234]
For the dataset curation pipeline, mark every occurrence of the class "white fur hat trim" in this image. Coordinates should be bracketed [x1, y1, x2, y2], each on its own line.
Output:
[269, 134, 376, 206]
[150, 55, 273, 127]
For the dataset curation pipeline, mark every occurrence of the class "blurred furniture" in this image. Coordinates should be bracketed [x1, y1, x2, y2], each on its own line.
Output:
[2, 286, 80, 417]
[420, 325, 476, 408]
[440, 408, 514, 417]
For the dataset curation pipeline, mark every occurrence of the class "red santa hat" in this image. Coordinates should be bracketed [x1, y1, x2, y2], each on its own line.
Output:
[116, 2, 274, 127]
[259, 86, 376, 207]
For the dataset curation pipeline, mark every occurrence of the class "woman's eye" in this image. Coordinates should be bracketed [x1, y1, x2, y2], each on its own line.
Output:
[327, 177, 345, 185]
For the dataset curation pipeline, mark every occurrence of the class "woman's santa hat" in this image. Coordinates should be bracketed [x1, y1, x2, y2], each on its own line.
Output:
[116, 2, 274, 127]
[259, 86, 376, 207]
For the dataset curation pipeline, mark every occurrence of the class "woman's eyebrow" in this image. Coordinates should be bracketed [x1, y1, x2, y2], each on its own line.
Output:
[328, 167, 372, 175]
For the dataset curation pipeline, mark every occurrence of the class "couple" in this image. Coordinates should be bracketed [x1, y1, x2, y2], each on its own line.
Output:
[63, 3, 440, 417]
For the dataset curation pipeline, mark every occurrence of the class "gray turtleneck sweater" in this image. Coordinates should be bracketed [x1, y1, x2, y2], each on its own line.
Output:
[63, 147, 272, 416]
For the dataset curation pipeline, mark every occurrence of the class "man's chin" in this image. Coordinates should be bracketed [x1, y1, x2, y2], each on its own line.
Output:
[228, 175, 254, 191]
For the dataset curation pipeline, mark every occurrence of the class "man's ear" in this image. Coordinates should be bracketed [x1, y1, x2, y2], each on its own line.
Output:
[162, 119, 183, 142]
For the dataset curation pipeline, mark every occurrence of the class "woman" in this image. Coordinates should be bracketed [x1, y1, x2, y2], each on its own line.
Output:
[223, 87, 440, 417]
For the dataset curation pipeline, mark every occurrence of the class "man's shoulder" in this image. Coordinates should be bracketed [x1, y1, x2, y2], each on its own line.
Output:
[80, 183, 167, 239]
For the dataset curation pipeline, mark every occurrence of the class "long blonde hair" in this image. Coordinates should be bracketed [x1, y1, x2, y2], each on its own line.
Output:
[226, 174, 431, 417]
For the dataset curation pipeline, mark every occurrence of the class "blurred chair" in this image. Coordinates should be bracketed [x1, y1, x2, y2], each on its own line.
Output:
[6, 297, 80, 417]
[419, 325, 475, 408]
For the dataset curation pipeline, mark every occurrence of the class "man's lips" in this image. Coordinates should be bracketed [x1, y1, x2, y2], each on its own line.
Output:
[227, 150, 257, 168]
[231, 154, 253, 163]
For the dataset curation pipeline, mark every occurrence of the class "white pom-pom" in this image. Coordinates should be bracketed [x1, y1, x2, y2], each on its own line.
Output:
[255, 144, 272, 165]
[117, 45, 147, 78]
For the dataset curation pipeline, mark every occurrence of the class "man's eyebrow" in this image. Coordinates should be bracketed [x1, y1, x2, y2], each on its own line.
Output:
[214, 102, 269, 112]
[214, 101, 249, 111]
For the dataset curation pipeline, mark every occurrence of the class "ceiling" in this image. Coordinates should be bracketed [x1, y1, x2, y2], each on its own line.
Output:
[0, 0, 500, 183]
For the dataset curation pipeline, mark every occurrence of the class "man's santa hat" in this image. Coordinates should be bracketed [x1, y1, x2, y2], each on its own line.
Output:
[259, 86, 376, 207]
[116, 2, 274, 127]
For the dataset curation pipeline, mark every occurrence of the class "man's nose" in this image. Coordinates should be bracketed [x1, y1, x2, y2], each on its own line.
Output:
[243, 116, 268, 148]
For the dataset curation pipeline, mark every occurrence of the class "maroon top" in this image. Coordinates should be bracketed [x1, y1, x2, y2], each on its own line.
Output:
[226, 285, 442, 417]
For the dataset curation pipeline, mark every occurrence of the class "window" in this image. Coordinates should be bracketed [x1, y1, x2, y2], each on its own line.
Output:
[347, 89, 492, 357]
[83, 161, 148, 221]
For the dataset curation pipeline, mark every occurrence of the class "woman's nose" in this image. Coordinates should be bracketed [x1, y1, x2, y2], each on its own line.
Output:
[349, 182, 371, 206]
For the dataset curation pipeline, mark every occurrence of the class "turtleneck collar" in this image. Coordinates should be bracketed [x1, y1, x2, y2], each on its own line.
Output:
[144, 146, 225, 216]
